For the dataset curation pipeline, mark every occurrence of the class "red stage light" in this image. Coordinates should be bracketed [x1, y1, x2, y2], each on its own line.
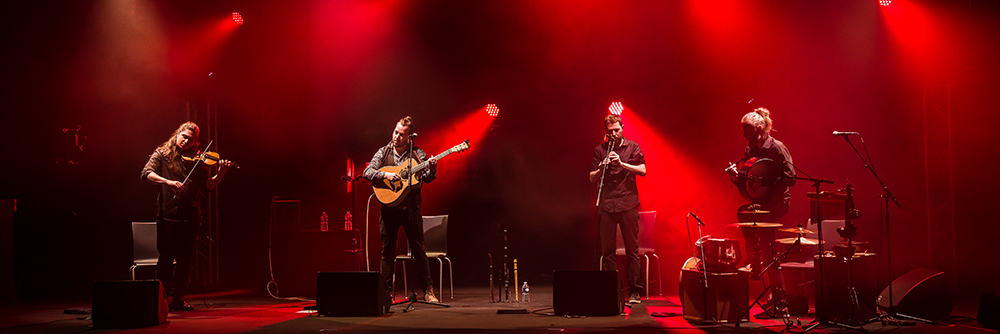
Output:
[609, 102, 623, 115]
[232, 12, 244, 25]
[879, 0, 891, 7]
[486, 104, 499, 117]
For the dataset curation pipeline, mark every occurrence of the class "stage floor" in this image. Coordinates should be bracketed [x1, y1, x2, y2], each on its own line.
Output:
[0, 286, 989, 333]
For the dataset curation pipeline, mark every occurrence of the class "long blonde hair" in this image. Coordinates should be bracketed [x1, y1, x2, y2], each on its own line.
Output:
[741, 107, 773, 133]
[157, 122, 200, 175]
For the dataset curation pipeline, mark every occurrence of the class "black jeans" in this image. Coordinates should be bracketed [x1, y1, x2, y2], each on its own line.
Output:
[156, 217, 198, 302]
[599, 208, 642, 295]
[379, 207, 433, 293]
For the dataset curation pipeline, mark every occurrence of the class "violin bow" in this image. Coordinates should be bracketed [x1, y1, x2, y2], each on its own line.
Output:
[173, 140, 214, 199]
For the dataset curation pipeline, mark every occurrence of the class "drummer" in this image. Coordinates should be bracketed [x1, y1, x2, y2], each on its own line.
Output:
[727, 107, 796, 319]
[728, 107, 796, 219]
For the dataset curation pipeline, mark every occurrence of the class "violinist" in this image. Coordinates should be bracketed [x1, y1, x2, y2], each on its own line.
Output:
[140, 122, 234, 311]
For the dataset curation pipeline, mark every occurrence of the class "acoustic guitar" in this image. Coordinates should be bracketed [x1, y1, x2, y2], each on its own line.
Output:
[372, 140, 470, 207]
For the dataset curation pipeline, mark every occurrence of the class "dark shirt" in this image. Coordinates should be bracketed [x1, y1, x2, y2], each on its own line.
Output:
[591, 139, 645, 213]
[743, 136, 795, 209]
[141, 147, 209, 221]
[363, 144, 437, 211]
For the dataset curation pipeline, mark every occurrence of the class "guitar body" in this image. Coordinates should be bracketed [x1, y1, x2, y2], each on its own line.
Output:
[372, 158, 423, 207]
[371, 140, 471, 207]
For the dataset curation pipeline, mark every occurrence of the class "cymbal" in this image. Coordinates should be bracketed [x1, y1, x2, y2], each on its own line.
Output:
[836, 240, 870, 246]
[738, 210, 771, 214]
[818, 251, 876, 258]
[729, 222, 783, 228]
[778, 227, 817, 234]
[776, 237, 823, 245]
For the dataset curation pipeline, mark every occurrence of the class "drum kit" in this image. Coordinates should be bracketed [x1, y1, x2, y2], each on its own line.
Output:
[688, 206, 878, 328]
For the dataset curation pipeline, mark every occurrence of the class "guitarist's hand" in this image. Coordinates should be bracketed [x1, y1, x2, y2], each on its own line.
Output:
[384, 172, 401, 181]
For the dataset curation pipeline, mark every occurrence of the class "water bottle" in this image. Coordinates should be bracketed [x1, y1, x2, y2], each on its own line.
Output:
[521, 281, 530, 302]
[320, 212, 329, 232]
[344, 211, 353, 231]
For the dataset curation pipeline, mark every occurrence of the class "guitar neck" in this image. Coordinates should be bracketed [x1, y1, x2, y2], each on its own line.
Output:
[408, 148, 457, 173]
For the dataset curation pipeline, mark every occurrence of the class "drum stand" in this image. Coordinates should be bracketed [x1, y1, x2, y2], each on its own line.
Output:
[735, 239, 797, 329]
[825, 243, 875, 331]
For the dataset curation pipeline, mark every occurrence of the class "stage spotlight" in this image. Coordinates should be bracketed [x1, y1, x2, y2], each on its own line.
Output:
[232, 12, 244, 25]
[879, 0, 891, 7]
[609, 102, 623, 116]
[486, 104, 499, 117]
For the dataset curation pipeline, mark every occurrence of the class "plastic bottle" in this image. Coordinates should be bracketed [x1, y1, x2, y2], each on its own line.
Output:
[344, 211, 353, 231]
[320, 212, 329, 232]
[521, 281, 530, 303]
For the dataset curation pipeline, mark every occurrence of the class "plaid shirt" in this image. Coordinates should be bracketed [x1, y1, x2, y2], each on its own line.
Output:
[363, 144, 437, 209]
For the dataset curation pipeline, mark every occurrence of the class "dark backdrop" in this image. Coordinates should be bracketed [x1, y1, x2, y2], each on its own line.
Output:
[3, 0, 998, 299]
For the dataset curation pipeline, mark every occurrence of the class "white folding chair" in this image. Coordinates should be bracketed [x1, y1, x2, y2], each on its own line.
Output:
[130, 222, 158, 280]
[393, 215, 453, 299]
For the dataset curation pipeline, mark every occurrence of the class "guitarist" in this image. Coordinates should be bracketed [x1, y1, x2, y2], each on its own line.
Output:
[726, 107, 795, 319]
[362, 116, 439, 303]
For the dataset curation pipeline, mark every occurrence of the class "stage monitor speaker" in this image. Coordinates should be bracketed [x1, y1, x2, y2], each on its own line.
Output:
[553, 270, 622, 316]
[92, 280, 167, 328]
[316, 272, 390, 317]
[877, 268, 952, 322]
[979, 293, 1000, 330]
[679, 257, 749, 323]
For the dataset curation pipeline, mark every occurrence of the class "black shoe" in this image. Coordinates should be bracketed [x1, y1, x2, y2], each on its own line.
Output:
[170, 300, 194, 311]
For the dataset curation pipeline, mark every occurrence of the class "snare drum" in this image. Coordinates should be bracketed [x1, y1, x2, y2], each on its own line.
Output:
[698, 238, 742, 273]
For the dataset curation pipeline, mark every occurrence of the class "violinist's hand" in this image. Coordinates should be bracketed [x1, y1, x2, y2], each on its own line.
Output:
[218, 159, 235, 172]
[167, 180, 184, 190]
[384, 172, 401, 181]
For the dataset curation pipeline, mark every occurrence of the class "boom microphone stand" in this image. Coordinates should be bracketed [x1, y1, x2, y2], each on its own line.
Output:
[794, 173, 834, 332]
[836, 134, 913, 325]
[595, 136, 615, 268]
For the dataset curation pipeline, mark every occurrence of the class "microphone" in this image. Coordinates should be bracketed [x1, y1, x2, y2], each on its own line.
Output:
[409, 133, 418, 139]
[832, 131, 860, 137]
[689, 212, 705, 226]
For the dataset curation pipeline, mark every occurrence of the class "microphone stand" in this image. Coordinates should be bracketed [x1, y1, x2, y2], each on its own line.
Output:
[692, 215, 719, 324]
[595, 138, 615, 270]
[837, 135, 915, 325]
[794, 174, 833, 333]
[595, 137, 615, 207]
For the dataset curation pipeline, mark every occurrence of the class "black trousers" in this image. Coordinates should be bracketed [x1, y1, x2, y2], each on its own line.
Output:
[379, 207, 433, 293]
[156, 217, 198, 302]
[599, 207, 642, 295]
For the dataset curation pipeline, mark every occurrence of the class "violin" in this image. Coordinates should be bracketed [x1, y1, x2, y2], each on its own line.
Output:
[182, 151, 239, 168]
